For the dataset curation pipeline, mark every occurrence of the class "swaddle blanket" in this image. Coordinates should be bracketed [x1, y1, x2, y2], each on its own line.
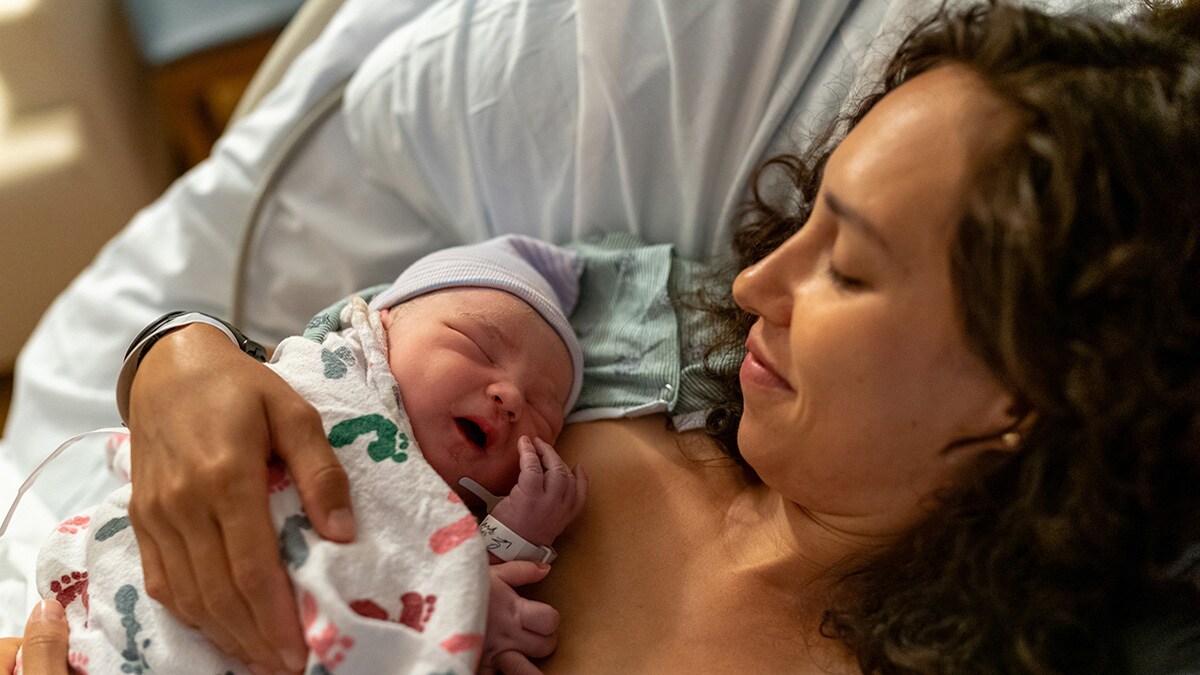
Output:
[34, 298, 489, 674]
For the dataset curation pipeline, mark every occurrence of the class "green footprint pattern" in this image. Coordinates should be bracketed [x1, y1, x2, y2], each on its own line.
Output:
[280, 514, 313, 569]
[95, 516, 130, 541]
[115, 584, 150, 673]
[321, 346, 357, 379]
[328, 414, 409, 463]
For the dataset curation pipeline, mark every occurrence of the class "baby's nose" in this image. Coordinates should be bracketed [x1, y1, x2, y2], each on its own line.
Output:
[487, 382, 525, 423]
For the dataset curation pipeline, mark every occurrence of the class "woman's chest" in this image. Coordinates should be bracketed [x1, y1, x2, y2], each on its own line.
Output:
[527, 420, 852, 673]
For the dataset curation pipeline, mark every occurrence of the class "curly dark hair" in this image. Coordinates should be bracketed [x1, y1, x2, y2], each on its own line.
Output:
[707, 1, 1200, 672]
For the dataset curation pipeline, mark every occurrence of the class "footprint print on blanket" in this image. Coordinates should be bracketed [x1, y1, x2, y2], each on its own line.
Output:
[49, 571, 89, 615]
[321, 346, 357, 380]
[301, 591, 355, 671]
[114, 584, 151, 674]
[328, 414, 409, 463]
[94, 516, 130, 541]
[347, 593, 437, 632]
[57, 515, 90, 534]
[280, 514, 314, 569]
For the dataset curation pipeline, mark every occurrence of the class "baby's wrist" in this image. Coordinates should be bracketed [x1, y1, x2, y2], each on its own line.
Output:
[479, 515, 558, 564]
[489, 502, 564, 546]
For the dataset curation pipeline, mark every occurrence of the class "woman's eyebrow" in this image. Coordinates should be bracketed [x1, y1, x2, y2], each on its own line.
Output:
[824, 191, 893, 256]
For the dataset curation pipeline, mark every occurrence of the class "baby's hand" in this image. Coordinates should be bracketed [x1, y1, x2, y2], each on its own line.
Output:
[479, 561, 558, 675]
[490, 437, 587, 546]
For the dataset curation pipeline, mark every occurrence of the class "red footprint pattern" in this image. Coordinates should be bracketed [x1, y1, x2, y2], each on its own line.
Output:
[399, 593, 436, 633]
[68, 650, 89, 675]
[57, 515, 91, 535]
[301, 591, 355, 670]
[49, 571, 89, 615]
[429, 515, 478, 554]
[441, 632, 484, 655]
[349, 599, 388, 621]
[350, 593, 437, 633]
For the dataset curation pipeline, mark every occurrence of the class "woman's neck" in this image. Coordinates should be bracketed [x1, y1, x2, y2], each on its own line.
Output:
[721, 489, 852, 602]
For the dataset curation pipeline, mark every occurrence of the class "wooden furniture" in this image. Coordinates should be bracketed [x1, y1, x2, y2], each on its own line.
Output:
[151, 29, 281, 167]
[120, 0, 304, 167]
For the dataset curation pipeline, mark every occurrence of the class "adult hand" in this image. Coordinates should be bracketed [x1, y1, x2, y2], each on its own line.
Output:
[126, 323, 353, 673]
[490, 437, 587, 546]
[0, 600, 70, 674]
[480, 561, 559, 675]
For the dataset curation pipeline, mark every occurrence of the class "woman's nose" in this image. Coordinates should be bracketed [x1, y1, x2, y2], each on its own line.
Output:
[732, 234, 802, 328]
[486, 381, 525, 423]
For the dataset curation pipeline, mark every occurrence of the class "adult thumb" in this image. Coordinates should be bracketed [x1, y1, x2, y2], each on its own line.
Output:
[492, 560, 552, 588]
[267, 395, 356, 542]
[18, 600, 69, 675]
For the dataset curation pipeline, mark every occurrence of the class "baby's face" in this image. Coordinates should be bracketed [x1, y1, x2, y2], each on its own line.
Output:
[380, 288, 573, 502]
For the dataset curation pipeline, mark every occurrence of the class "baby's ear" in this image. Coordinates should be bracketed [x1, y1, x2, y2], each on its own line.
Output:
[379, 307, 393, 329]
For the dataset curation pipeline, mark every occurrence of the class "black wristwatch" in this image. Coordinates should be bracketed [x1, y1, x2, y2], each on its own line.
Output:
[123, 311, 266, 365]
[116, 311, 267, 423]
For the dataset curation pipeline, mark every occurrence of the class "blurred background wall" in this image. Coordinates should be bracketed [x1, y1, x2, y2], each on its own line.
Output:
[0, 0, 303, 423]
[0, 0, 172, 370]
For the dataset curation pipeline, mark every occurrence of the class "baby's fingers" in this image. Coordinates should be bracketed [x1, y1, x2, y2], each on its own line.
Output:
[493, 651, 545, 675]
[515, 437, 545, 496]
[531, 438, 572, 500]
[569, 464, 589, 521]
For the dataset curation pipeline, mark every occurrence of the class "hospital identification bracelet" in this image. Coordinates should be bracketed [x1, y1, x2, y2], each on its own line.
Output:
[479, 515, 558, 564]
[116, 311, 267, 424]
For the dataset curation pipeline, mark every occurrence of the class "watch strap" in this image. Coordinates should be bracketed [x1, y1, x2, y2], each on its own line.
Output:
[479, 514, 557, 564]
[116, 312, 266, 424]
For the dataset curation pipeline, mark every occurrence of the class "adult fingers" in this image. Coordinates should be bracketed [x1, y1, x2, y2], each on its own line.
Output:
[134, 522, 173, 612]
[0, 638, 20, 673]
[268, 395, 355, 544]
[216, 481, 308, 672]
[134, 508, 254, 665]
[129, 500, 204, 628]
[17, 600, 69, 675]
[493, 650, 545, 675]
[491, 560, 551, 588]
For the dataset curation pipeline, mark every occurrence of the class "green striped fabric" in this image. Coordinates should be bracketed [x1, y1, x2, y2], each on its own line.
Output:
[302, 234, 743, 427]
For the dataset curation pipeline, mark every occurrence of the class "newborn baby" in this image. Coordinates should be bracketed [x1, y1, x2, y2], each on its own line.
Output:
[35, 235, 586, 675]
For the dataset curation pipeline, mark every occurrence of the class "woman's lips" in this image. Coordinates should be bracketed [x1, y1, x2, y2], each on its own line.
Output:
[740, 343, 793, 392]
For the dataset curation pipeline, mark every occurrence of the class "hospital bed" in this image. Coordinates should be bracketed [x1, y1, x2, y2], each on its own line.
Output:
[0, 0, 1195, 670]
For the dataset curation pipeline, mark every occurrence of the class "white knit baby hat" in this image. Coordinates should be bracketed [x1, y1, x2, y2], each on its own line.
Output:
[369, 235, 584, 412]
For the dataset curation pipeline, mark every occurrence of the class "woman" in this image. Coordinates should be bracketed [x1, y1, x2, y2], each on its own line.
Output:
[15, 1, 1200, 672]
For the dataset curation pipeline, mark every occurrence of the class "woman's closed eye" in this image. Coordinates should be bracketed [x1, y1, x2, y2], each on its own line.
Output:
[826, 263, 866, 291]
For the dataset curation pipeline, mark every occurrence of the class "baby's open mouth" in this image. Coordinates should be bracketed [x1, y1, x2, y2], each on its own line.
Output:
[455, 417, 488, 449]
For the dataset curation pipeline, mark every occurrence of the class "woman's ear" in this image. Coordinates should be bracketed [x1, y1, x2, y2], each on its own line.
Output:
[944, 392, 1034, 458]
[986, 394, 1035, 455]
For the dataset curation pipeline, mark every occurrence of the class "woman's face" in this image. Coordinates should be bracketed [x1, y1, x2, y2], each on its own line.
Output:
[732, 65, 1021, 535]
